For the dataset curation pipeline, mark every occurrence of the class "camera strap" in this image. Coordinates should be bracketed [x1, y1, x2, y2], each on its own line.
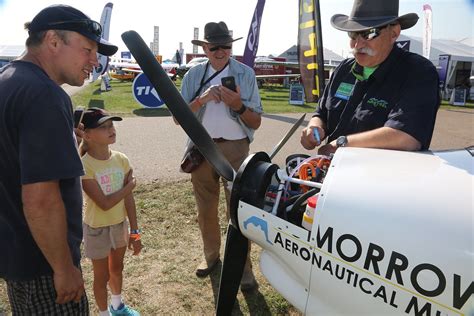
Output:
[192, 61, 229, 100]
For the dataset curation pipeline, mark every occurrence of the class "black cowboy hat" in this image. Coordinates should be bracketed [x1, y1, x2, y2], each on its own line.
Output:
[331, 0, 419, 32]
[191, 21, 242, 46]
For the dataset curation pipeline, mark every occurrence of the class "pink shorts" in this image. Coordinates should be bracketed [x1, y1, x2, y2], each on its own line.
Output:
[83, 221, 128, 260]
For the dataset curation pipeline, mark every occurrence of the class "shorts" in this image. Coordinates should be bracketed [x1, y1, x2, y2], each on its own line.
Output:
[83, 221, 128, 260]
[6, 274, 89, 315]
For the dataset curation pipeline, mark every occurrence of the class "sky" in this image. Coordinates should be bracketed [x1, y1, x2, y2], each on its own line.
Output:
[0, 0, 473, 60]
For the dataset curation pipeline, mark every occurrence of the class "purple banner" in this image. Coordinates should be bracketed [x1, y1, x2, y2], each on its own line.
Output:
[243, 0, 266, 68]
[298, 0, 325, 103]
[437, 54, 450, 90]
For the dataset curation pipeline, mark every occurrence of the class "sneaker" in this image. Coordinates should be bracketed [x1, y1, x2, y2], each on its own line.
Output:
[109, 303, 140, 316]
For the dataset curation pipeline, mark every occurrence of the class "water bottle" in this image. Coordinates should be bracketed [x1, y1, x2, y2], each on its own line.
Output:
[302, 194, 318, 231]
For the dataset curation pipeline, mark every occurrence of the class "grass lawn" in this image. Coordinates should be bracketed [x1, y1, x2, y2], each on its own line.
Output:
[71, 78, 318, 115]
[72, 78, 473, 115]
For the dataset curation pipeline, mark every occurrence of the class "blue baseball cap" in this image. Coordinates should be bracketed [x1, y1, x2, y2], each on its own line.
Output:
[27, 4, 118, 56]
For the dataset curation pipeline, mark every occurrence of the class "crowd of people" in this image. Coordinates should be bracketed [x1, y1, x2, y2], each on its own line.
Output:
[0, 0, 439, 314]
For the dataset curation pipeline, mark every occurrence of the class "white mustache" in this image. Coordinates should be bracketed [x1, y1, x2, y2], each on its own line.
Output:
[351, 47, 376, 56]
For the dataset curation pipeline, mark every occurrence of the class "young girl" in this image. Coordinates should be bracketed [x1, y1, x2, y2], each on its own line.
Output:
[80, 107, 142, 316]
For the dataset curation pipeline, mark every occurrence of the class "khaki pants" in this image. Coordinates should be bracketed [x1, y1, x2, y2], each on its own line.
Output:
[191, 138, 250, 264]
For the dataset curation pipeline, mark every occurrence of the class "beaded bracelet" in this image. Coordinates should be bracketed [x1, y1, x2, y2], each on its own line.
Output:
[130, 233, 141, 241]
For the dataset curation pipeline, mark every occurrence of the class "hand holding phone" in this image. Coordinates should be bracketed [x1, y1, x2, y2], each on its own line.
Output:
[73, 106, 85, 128]
[221, 76, 236, 92]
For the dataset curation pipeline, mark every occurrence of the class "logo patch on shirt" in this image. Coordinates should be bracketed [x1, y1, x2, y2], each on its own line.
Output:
[334, 82, 354, 100]
[367, 97, 388, 109]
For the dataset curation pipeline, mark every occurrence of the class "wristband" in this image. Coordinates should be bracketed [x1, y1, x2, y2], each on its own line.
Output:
[130, 233, 141, 241]
[194, 97, 202, 107]
[234, 104, 246, 115]
[130, 229, 141, 234]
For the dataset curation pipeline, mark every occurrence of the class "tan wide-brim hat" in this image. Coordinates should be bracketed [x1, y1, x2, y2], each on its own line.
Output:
[331, 0, 419, 32]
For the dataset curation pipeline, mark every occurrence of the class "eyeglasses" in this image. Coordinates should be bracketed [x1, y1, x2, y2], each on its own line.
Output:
[348, 24, 393, 41]
[47, 20, 102, 37]
[208, 45, 232, 52]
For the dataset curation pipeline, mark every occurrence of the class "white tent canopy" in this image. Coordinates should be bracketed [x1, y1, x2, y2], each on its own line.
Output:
[0, 45, 25, 61]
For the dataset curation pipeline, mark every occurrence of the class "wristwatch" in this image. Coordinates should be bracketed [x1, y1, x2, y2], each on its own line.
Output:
[234, 104, 247, 115]
[336, 136, 348, 148]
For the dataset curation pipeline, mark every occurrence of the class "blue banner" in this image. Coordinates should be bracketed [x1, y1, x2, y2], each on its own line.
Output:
[243, 0, 266, 68]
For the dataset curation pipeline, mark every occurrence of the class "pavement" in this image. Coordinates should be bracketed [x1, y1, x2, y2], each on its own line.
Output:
[109, 110, 474, 183]
[62, 82, 473, 184]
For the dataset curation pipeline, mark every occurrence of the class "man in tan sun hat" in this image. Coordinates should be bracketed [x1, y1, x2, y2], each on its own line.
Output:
[301, 0, 440, 154]
[179, 21, 262, 292]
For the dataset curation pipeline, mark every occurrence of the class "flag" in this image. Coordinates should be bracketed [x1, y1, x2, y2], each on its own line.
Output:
[175, 49, 182, 66]
[422, 4, 433, 60]
[298, 0, 325, 103]
[92, 3, 113, 82]
[243, 0, 266, 68]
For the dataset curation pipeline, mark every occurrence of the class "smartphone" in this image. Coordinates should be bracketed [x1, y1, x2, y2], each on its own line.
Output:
[73, 106, 85, 128]
[221, 76, 236, 92]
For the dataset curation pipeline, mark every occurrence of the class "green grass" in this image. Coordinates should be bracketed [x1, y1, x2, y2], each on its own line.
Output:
[71, 78, 316, 115]
[440, 100, 474, 110]
[71, 78, 473, 115]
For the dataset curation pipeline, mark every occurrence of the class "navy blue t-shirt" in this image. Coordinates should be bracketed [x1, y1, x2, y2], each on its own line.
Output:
[315, 45, 440, 150]
[0, 60, 84, 281]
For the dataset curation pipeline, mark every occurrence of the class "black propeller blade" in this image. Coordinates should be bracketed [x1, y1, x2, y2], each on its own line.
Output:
[216, 224, 249, 316]
[269, 113, 306, 159]
[121, 30, 234, 181]
[122, 30, 305, 315]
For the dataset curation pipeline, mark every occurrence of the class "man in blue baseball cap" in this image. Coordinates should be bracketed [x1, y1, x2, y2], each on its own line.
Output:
[27, 4, 117, 56]
[0, 4, 117, 315]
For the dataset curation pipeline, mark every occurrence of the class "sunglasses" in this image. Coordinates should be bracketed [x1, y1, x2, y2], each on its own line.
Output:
[47, 20, 102, 37]
[208, 45, 232, 52]
[348, 24, 393, 41]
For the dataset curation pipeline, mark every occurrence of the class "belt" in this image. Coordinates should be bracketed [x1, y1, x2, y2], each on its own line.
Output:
[213, 138, 228, 143]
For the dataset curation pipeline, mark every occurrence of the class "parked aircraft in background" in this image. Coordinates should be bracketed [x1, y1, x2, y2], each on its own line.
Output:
[177, 55, 337, 87]
[109, 57, 178, 80]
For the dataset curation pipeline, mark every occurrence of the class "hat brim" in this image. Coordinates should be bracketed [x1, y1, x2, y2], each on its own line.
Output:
[331, 13, 418, 31]
[191, 36, 243, 46]
[97, 38, 118, 56]
[97, 116, 122, 126]
[79, 31, 117, 56]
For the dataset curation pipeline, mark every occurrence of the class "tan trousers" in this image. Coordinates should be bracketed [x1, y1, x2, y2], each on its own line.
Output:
[191, 138, 250, 264]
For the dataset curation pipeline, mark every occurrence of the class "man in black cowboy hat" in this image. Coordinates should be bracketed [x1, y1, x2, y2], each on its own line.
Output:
[180, 21, 262, 291]
[301, 0, 439, 154]
[0, 4, 117, 314]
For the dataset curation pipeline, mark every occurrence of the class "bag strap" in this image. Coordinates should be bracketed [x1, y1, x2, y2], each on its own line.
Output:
[192, 61, 229, 100]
